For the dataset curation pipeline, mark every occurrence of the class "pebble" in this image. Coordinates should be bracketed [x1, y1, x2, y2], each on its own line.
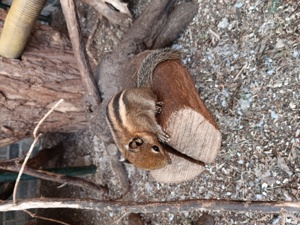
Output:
[218, 18, 229, 29]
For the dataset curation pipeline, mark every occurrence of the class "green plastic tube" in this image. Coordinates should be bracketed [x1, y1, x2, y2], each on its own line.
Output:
[0, 0, 47, 59]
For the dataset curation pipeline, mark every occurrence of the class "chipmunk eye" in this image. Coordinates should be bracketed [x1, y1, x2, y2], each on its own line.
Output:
[151, 145, 160, 153]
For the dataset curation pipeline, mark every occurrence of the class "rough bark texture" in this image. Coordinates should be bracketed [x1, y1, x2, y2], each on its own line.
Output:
[0, 9, 88, 147]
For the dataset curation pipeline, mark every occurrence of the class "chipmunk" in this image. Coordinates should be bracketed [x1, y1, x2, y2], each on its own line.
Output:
[106, 48, 180, 170]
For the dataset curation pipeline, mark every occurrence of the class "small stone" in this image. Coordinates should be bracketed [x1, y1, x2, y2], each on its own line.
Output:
[274, 39, 285, 49]
[218, 18, 229, 29]
[235, 2, 244, 8]
[289, 102, 296, 109]
[106, 143, 118, 155]
[292, 51, 299, 58]
[270, 110, 279, 120]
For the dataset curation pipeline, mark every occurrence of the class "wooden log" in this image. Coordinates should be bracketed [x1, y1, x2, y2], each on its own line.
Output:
[0, 9, 87, 147]
[151, 58, 221, 183]
[128, 51, 221, 183]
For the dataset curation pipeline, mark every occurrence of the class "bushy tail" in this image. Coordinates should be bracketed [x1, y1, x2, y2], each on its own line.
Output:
[137, 48, 181, 87]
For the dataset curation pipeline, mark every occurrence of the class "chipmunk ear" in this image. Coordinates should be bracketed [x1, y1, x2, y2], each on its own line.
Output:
[128, 137, 144, 152]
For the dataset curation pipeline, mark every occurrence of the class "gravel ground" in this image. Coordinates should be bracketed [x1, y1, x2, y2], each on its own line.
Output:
[38, 0, 299, 224]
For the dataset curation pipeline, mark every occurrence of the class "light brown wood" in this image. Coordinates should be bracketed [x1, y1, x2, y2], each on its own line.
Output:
[147, 57, 221, 183]
[61, 0, 101, 109]
[126, 51, 221, 183]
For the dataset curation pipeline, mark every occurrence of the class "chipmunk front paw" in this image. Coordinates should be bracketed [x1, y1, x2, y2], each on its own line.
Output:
[157, 130, 170, 143]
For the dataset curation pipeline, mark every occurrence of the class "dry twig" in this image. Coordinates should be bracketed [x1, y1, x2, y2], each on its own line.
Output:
[86, 19, 100, 66]
[60, 0, 101, 110]
[111, 212, 129, 225]
[0, 161, 104, 194]
[24, 209, 70, 225]
[0, 198, 299, 214]
[233, 63, 247, 82]
[12, 99, 64, 203]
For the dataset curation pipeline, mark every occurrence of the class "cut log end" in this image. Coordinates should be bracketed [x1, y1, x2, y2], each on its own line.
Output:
[148, 57, 221, 183]
[167, 108, 221, 164]
[151, 108, 221, 183]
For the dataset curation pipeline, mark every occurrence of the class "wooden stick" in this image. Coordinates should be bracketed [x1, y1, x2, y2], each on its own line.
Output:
[0, 198, 299, 214]
[13, 99, 63, 203]
[12, 135, 40, 203]
[60, 0, 101, 109]
[24, 209, 70, 225]
[0, 162, 105, 194]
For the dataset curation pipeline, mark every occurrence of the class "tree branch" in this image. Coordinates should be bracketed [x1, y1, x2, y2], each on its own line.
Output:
[0, 198, 298, 214]
[0, 162, 105, 195]
[60, 0, 102, 112]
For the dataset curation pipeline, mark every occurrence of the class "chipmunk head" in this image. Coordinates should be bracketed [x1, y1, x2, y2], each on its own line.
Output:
[124, 133, 172, 170]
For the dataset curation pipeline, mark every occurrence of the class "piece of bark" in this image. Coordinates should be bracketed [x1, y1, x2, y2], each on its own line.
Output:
[61, 0, 102, 111]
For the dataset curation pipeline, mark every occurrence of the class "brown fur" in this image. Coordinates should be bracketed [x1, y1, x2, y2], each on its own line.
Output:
[106, 88, 171, 170]
[106, 49, 180, 170]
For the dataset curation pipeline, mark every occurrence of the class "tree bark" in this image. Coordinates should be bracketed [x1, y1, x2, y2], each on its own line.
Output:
[0, 10, 88, 147]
